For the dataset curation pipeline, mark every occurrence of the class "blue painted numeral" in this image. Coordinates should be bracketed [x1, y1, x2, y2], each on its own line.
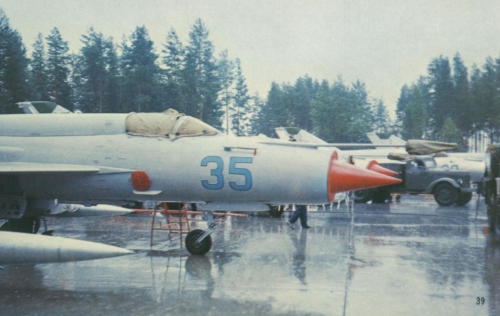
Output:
[229, 157, 253, 191]
[201, 156, 224, 190]
[201, 156, 253, 191]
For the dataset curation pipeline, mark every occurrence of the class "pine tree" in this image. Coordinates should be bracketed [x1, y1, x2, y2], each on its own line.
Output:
[371, 99, 390, 134]
[247, 93, 264, 136]
[121, 26, 160, 112]
[427, 56, 454, 135]
[471, 58, 499, 142]
[105, 40, 120, 113]
[0, 9, 30, 113]
[395, 84, 411, 135]
[469, 65, 482, 150]
[217, 50, 234, 134]
[348, 80, 373, 142]
[30, 33, 49, 101]
[161, 28, 185, 112]
[402, 86, 427, 140]
[77, 28, 118, 113]
[311, 80, 342, 142]
[46, 28, 72, 109]
[452, 53, 473, 149]
[231, 58, 250, 136]
[293, 76, 314, 131]
[183, 19, 222, 127]
[440, 117, 462, 144]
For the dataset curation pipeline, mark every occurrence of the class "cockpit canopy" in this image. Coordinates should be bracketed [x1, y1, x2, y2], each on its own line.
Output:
[125, 108, 219, 140]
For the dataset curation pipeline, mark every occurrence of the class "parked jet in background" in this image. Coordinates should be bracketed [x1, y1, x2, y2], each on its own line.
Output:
[275, 127, 485, 182]
[275, 127, 405, 170]
[0, 108, 401, 255]
[17, 100, 74, 114]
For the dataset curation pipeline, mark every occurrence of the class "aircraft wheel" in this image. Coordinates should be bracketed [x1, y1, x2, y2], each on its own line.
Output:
[354, 189, 372, 203]
[434, 183, 459, 206]
[456, 192, 473, 206]
[185, 229, 212, 255]
[0, 216, 40, 234]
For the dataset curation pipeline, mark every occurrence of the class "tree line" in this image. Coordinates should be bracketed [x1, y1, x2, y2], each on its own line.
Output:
[396, 54, 500, 151]
[0, 9, 390, 141]
[0, 10, 249, 134]
[1, 8, 499, 150]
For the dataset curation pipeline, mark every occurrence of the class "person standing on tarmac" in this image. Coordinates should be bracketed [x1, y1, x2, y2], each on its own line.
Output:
[287, 205, 311, 229]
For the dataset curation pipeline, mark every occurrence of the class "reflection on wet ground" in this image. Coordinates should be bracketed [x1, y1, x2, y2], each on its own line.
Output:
[0, 195, 498, 315]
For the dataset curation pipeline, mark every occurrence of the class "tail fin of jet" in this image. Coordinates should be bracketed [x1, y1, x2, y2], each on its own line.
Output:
[366, 132, 406, 149]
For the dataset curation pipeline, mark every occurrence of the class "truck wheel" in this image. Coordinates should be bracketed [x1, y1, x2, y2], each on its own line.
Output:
[354, 189, 372, 203]
[456, 192, 473, 206]
[433, 183, 459, 206]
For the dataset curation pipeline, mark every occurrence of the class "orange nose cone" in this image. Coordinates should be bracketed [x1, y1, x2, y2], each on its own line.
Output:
[327, 152, 402, 202]
[367, 160, 399, 176]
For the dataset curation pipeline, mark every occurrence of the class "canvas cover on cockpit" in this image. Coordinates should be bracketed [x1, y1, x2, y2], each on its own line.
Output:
[125, 108, 218, 140]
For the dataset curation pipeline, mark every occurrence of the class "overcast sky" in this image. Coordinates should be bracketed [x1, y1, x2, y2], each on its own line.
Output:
[2, 0, 500, 119]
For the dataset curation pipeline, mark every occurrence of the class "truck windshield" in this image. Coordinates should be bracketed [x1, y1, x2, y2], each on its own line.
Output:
[423, 159, 437, 168]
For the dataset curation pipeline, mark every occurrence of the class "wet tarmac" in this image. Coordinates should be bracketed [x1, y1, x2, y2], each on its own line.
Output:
[1, 194, 499, 316]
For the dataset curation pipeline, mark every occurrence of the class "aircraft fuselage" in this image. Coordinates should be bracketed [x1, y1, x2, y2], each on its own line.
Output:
[0, 114, 332, 207]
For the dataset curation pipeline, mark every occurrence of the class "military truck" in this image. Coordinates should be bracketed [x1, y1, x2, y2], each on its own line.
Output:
[354, 155, 478, 206]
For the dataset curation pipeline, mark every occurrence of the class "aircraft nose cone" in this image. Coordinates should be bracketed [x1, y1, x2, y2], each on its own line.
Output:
[367, 160, 399, 176]
[327, 152, 402, 201]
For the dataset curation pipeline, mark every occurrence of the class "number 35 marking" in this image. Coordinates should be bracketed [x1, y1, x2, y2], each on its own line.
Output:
[201, 156, 253, 191]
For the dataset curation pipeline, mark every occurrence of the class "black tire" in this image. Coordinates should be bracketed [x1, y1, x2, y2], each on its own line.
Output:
[433, 183, 459, 206]
[456, 192, 473, 206]
[0, 216, 40, 233]
[269, 205, 284, 218]
[354, 189, 372, 203]
[185, 229, 212, 255]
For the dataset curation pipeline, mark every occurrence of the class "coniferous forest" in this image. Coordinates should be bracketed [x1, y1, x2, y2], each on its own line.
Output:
[1, 9, 499, 151]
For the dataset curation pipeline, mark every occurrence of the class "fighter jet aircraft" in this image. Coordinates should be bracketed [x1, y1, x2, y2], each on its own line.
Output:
[0, 108, 401, 255]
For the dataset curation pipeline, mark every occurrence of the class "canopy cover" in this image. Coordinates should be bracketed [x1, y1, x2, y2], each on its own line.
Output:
[125, 109, 218, 140]
[405, 140, 458, 155]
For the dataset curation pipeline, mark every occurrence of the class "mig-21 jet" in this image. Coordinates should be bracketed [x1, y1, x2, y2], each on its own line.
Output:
[0, 107, 401, 255]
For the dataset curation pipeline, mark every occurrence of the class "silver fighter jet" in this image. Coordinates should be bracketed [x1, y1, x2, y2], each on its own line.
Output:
[0, 108, 401, 255]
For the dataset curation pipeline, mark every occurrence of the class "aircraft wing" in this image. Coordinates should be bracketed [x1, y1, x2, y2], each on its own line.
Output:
[0, 162, 100, 173]
[257, 140, 333, 148]
[258, 140, 401, 149]
[0, 162, 135, 174]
